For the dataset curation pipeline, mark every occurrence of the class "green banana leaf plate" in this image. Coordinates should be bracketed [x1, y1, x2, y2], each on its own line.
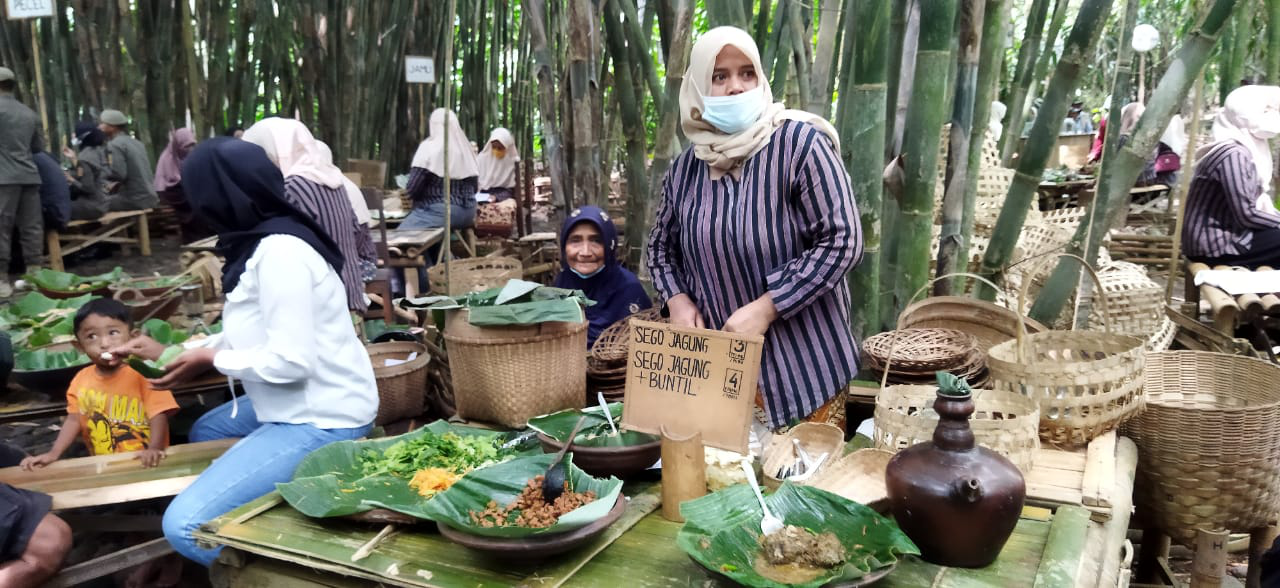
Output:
[419, 453, 624, 538]
[527, 402, 659, 448]
[677, 483, 919, 588]
[276, 421, 539, 521]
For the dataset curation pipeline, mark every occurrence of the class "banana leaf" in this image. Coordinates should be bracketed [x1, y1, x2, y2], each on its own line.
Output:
[141, 319, 189, 345]
[22, 267, 125, 292]
[677, 483, 919, 587]
[125, 346, 184, 378]
[277, 421, 539, 520]
[418, 454, 624, 538]
[15, 348, 89, 371]
[528, 403, 660, 448]
[427, 281, 594, 327]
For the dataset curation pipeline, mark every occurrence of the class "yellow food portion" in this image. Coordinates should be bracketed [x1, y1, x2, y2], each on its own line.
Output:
[409, 467, 462, 497]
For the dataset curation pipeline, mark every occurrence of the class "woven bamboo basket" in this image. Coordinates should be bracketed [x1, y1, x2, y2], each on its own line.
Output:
[1086, 262, 1164, 339]
[1122, 351, 1280, 545]
[427, 257, 523, 296]
[874, 385, 1040, 473]
[367, 341, 430, 425]
[899, 296, 1050, 352]
[761, 423, 845, 489]
[445, 313, 587, 428]
[590, 307, 665, 364]
[987, 256, 1147, 447]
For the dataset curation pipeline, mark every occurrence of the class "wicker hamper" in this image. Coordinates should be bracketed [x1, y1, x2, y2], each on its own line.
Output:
[427, 257, 523, 296]
[445, 311, 587, 428]
[1123, 351, 1280, 545]
[874, 385, 1040, 473]
[367, 341, 430, 425]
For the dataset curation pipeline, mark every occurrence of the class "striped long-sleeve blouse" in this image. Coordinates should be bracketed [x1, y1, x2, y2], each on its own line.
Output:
[1182, 141, 1280, 259]
[405, 167, 478, 210]
[647, 120, 864, 428]
[283, 175, 379, 312]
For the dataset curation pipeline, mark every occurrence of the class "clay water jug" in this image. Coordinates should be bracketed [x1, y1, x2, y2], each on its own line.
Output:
[884, 373, 1025, 567]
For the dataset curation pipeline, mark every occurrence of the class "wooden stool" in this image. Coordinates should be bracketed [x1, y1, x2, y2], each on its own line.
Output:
[45, 209, 152, 271]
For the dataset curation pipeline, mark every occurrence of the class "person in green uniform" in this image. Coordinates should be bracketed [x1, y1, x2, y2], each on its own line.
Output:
[98, 109, 158, 212]
[0, 67, 44, 298]
[62, 121, 108, 221]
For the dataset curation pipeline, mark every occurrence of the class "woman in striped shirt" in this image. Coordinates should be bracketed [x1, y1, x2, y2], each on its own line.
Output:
[1182, 85, 1280, 269]
[402, 109, 480, 231]
[647, 27, 862, 430]
[243, 118, 378, 312]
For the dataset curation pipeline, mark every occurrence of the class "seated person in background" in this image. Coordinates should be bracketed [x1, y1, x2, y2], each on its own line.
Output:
[553, 206, 652, 348]
[1182, 85, 1280, 269]
[64, 121, 109, 222]
[21, 299, 178, 470]
[0, 481, 70, 587]
[401, 109, 480, 231]
[98, 109, 159, 212]
[1061, 101, 1094, 135]
[476, 127, 520, 202]
[33, 151, 68, 233]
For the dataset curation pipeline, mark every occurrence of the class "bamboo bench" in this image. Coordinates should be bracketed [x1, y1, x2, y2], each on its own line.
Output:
[45, 209, 152, 271]
[1184, 261, 1280, 335]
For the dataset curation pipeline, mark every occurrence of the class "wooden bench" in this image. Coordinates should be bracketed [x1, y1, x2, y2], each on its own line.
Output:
[45, 209, 152, 271]
[1184, 260, 1280, 336]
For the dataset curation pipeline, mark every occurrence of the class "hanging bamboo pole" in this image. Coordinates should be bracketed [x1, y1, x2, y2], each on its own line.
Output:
[839, 0, 891, 338]
[29, 21, 50, 143]
[888, 0, 958, 317]
[935, 0, 987, 295]
[974, 0, 1115, 301]
[1029, 0, 1242, 319]
[998, 0, 1052, 165]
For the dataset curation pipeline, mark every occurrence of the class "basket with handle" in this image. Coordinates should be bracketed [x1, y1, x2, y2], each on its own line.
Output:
[427, 257, 523, 296]
[1122, 351, 1280, 545]
[367, 341, 430, 425]
[986, 255, 1146, 447]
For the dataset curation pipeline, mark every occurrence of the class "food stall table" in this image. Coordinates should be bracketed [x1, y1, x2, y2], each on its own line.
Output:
[200, 437, 1137, 588]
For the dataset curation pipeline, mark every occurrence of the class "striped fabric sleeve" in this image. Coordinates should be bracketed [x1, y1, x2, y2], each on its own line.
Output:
[765, 128, 863, 319]
[405, 167, 429, 201]
[1217, 148, 1280, 230]
[646, 165, 688, 302]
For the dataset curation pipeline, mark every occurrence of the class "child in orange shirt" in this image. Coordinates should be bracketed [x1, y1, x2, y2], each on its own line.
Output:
[21, 299, 179, 469]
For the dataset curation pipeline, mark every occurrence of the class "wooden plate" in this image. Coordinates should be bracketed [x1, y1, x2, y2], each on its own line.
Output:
[436, 494, 627, 561]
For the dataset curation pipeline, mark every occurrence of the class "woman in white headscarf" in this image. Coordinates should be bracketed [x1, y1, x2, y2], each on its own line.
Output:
[476, 128, 520, 202]
[646, 26, 862, 431]
[242, 117, 378, 312]
[402, 109, 480, 230]
[1182, 85, 1280, 268]
[989, 101, 1007, 142]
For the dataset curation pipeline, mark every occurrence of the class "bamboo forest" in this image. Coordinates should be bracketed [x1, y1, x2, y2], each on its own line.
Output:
[6, 0, 1280, 586]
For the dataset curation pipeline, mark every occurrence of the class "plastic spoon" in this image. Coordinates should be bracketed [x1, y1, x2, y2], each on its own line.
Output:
[596, 392, 619, 437]
[740, 460, 784, 535]
[542, 415, 588, 503]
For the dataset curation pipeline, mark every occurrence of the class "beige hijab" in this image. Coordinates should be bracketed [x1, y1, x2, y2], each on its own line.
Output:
[1118, 102, 1145, 136]
[680, 26, 840, 180]
[411, 108, 480, 179]
[477, 127, 520, 190]
[1199, 85, 1280, 196]
[242, 118, 370, 225]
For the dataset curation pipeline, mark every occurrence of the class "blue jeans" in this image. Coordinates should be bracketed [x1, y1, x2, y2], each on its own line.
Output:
[162, 399, 371, 566]
[399, 201, 476, 230]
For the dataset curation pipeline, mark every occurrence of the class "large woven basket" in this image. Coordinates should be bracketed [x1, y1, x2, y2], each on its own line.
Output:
[367, 341, 430, 425]
[987, 256, 1147, 447]
[1123, 351, 1280, 545]
[899, 296, 1049, 352]
[445, 312, 587, 428]
[874, 385, 1040, 473]
[428, 257, 523, 296]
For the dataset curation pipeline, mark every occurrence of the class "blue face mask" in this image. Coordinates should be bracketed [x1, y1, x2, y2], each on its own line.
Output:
[700, 86, 766, 134]
[570, 267, 603, 279]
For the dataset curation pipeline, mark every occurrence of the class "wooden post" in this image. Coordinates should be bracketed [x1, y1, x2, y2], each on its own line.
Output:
[30, 21, 50, 143]
[1138, 52, 1147, 104]
[1137, 527, 1172, 583]
[1247, 525, 1278, 588]
[660, 427, 705, 523]
[1191, 528, 1230, 588]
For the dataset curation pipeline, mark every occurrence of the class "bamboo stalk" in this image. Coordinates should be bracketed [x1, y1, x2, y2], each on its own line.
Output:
[567, 0, 601, 208]
[839, 0, 891, 338]
[974, 0, 1116, 301]
[935, 0, 987, 295]
[805, 0, 843, 116]
[604, 0, 652, 269]
[1020, 0, 1072, 129]
[1270, 0, 1280, 83]
[526, 0, 573, 209]
[1028, 0, 1241, 320]
[889, 0, 958, 317]
[884, 0, 909, 158]
[998, 0, 1052, 165]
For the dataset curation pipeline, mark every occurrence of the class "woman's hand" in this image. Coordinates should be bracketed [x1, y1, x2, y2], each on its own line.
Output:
[723, 295, 779, 338]
[149, 348, 217, 389]
[667, 294, 705, 329]
[108, 336, 166, 361]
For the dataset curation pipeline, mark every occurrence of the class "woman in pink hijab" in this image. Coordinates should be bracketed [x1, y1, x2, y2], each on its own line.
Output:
[154, 128, 211, 243]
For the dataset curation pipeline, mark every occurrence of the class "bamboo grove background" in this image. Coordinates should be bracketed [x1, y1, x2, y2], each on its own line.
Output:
[0, 0, 1274, 336]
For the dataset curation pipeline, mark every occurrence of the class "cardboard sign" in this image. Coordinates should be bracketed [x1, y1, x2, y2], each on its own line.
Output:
[404, 56, 435, 84]
[621, 320, 763, 454]
[6, 0, 53, 19]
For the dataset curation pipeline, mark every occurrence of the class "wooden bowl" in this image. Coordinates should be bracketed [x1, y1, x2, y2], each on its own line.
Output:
[436, 494, 626, 561]
[112, 288, 182, 322]
[109, 276, 198, 298]
[36, 284, 111, 299]
[536, 433, 660, 479]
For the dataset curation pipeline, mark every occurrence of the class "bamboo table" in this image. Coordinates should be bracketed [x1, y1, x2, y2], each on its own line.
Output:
[200, 438, 1137, 588]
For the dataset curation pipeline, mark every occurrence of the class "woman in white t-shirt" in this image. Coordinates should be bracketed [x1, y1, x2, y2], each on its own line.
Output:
[111, 137, 378, 566]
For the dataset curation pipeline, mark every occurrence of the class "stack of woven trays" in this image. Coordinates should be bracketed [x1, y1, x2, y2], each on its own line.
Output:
[862, 328, 988, 388]
[587, 308, 666, 402]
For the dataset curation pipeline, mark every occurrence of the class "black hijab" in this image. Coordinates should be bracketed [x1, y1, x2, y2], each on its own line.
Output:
[74, 121, 105, 148]
[181, 137, 344, 293]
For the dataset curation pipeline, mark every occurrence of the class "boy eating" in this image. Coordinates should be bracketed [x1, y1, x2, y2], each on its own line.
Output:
[21, 299, 179, 469]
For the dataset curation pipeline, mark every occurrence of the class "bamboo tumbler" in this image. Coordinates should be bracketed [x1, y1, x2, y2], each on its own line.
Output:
[660, 426, 706, 522]
[1190, 528, 1229, 588]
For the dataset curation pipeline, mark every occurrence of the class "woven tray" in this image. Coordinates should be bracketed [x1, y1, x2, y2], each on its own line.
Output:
[874, 385, 1040, 473]
[590, 308, 665, 363]
[1123, 351, 1280, 545]
[899, 296, 1050, 352]
[862, 328, 981, 373]
[427, 257, 523, 296]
